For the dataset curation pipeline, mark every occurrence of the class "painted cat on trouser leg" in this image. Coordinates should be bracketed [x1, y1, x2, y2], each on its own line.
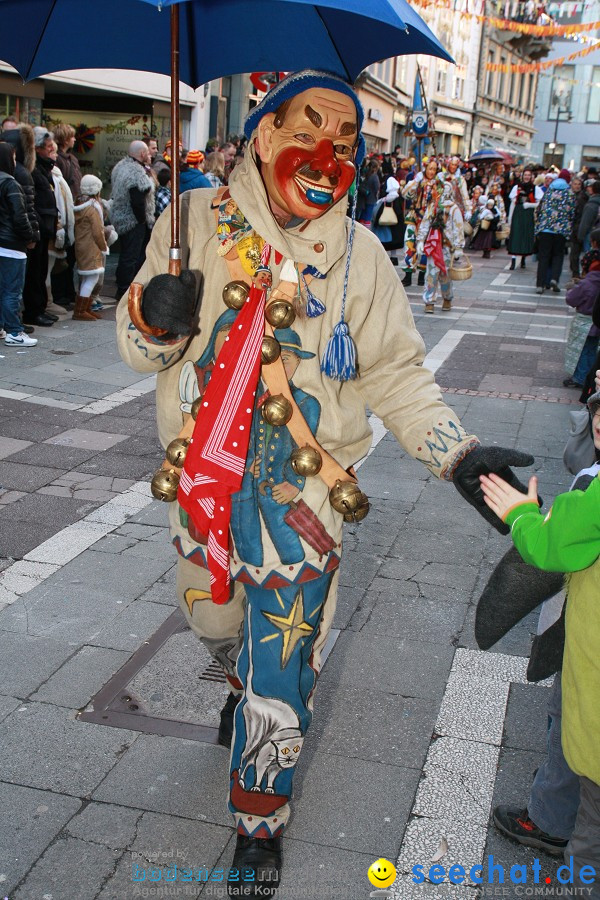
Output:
[229, 573, 334, 840]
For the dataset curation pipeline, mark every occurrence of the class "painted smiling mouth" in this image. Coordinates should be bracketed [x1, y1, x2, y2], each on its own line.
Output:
[294, 175, 335, 197]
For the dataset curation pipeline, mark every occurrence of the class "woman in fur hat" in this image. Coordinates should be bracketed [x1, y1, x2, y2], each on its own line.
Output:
[73, 174, 107, 321]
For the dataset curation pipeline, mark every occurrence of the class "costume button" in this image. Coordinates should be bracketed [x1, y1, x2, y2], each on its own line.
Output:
[313, 242, 324, 252]
[269, 477, 274, 482]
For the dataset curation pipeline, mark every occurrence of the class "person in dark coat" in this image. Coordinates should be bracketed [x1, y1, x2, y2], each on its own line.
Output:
[22, 129, 58, 327]
[569, 176, 588, 279]
[52, 123, 82, 308]
[0, 142, 37, 345]
[2, 124, 40, 245]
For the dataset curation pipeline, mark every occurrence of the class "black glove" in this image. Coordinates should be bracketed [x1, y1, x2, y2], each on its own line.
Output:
[453, 444, 534, 534]
[141, 270, 197, 338]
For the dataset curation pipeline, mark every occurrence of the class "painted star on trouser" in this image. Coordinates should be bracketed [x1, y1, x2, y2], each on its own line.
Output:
[262, 589, 314, 668]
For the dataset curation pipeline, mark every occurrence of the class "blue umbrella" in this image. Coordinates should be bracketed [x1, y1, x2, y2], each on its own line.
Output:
[0, 0, 451, 88]
[0, 0, 451, 271]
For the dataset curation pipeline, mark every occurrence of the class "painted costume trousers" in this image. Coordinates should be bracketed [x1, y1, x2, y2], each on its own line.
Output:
[403, 221, 426, 274]
[423, 248, 453, 307]
[176, 554, 338, 838]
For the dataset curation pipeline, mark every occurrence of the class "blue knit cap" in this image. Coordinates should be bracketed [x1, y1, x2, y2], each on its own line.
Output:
[244, 69, 366, 166]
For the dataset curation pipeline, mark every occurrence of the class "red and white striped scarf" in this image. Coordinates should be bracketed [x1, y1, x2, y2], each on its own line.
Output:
[178, 245, 271, 604]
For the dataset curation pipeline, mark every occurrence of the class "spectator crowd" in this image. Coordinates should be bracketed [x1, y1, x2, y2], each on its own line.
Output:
[0, 116, 245, 346]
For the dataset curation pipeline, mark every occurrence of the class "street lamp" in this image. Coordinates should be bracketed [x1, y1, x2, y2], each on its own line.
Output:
[550, 92, 573, 167]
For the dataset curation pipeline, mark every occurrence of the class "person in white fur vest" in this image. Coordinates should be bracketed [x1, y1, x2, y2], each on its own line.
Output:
[110, 140, 155, 299]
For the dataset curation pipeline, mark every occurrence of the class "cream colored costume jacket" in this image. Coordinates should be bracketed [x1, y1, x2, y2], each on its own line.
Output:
[116, 148, 478, 587]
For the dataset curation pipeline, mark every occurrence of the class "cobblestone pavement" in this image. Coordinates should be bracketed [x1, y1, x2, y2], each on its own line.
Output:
[0, 250, 581, 900]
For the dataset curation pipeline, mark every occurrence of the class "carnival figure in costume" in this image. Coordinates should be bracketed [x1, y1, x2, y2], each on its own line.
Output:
[417, 178, 465, 314]
[401, 158, 439, 287]
[117, 70, 535, 897]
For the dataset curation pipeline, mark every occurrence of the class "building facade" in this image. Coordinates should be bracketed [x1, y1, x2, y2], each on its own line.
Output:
[531, 0, 600, 171]
[469, 0, 552, 159]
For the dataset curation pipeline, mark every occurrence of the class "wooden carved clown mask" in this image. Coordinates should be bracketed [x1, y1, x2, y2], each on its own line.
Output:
[255, 88, 358, 221]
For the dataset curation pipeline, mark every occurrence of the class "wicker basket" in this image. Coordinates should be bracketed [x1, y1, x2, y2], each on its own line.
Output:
[450, 256, 473, 281]
[463, 221, 473, 236]
[480, 218, 491, 231]
[496, 224, 510, 241]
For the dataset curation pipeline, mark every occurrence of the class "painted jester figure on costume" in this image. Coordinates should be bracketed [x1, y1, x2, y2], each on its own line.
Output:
[117, 71, 534, 896]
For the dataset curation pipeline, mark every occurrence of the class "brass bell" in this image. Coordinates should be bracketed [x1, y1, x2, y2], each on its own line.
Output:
[265, 299, 295, 329]
[151, 467, 180, 502]
[166, 437, 189, 468]
[290, 445, 322, 477]
[329, 480, 370, 523]
[261, 335, 281, 365]
[262, 394, 293, 426]
[222, 280, 249, 310]
[191, 397, 203, 420]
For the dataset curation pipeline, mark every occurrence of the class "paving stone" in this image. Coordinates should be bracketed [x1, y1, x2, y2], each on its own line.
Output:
[0, 436, 32, 459]
[65, 801, 142, 849]
[45, 427, 128, 451]
[0, 693, 21, 722]
[88, 599, 176, 651]
[74, 450, 160, 479]
[274, 837, 375, 900]
[0, 461, 67, 492]
[0, 631, 75, 697]
[306, 681, 438, 770]
[0, 516, 61, 559]
[96, 853, 202, 900]
[93, 735, 231, 825]
[0, 702, 139, 795]
[362, 592, 469, 644]
[0, 489, 26, 504]
[0, 782, 82, 895]
[92, 534, 140, 554]
[287, 750, 420, 857]
[503, 683, 551, 754]
[320, 631, 455, 701]
[31, 645, 131, 708]
[2, 489, 99, 525]
[24, 520, 113, 565]
[12, 834, 120, 900]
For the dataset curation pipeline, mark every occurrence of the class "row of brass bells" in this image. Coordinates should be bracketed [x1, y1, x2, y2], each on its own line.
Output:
[290, 445, 322, 477]
[265, 299, 296, 329]
[222, 280, 249, 310]
[262, 393, 292, 426]
[261, 335, 281, 365]
[151, 467, 180, 502]
[329, 480, 370, 523]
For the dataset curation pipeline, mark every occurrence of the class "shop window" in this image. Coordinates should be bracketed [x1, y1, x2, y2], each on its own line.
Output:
[588, 68, 600, 122]
[548, 66, 574, 118]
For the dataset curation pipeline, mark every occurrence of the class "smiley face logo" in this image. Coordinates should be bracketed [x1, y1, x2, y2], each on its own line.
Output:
[367, 858, 397, 889]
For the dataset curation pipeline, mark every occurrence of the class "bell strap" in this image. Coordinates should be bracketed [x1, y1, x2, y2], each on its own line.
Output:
[219, 241, 354, 492]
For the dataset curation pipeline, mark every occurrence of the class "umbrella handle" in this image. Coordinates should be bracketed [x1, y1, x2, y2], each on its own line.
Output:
[170, 4, 181, 277]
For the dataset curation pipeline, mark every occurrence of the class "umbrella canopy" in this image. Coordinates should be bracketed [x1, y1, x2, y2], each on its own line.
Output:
[0, 0, 451, 88]
[467, 149, 506, 163]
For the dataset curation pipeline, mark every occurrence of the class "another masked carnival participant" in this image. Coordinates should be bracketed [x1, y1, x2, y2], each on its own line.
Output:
[445, 156, 470, 219]
[401, 157, 439, 288]
[417, 177, 466, 314]
[116, 71, 535, 897]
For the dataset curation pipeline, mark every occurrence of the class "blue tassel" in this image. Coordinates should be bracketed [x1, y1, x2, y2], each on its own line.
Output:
[301, 273, 326, 318]
[321, 321, 357, 381]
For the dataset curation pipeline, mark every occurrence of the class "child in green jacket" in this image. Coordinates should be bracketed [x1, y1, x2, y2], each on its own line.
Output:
[480, 391, 600, 896]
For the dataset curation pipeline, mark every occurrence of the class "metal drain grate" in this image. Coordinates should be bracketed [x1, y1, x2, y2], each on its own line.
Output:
[79, 608, 340, 743]
[199, 662, 228, 684]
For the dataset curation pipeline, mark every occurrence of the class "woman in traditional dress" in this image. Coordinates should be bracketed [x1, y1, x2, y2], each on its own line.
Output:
[507, 168, 543, 270]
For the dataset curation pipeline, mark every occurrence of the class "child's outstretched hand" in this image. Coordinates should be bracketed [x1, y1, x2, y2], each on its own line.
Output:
[479, 473, 539, 522]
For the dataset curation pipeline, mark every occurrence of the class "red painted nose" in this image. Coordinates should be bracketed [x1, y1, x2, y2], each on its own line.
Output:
[309, 140, 340, 177]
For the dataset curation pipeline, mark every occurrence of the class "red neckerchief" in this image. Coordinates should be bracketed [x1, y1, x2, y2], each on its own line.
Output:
[178, 245, 271, 604]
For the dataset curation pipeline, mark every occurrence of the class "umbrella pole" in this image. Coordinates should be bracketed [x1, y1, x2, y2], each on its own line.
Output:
[169, 3, 181, 276]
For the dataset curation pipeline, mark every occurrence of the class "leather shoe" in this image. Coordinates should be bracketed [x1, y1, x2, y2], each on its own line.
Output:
[562, 377, 583, 388]
[227, 834, 282, 897]
[23, 324, 35, 334]
[24, 315, 54, 327]
[218, 692, 240, 749]
[43, 312, 59, 322]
